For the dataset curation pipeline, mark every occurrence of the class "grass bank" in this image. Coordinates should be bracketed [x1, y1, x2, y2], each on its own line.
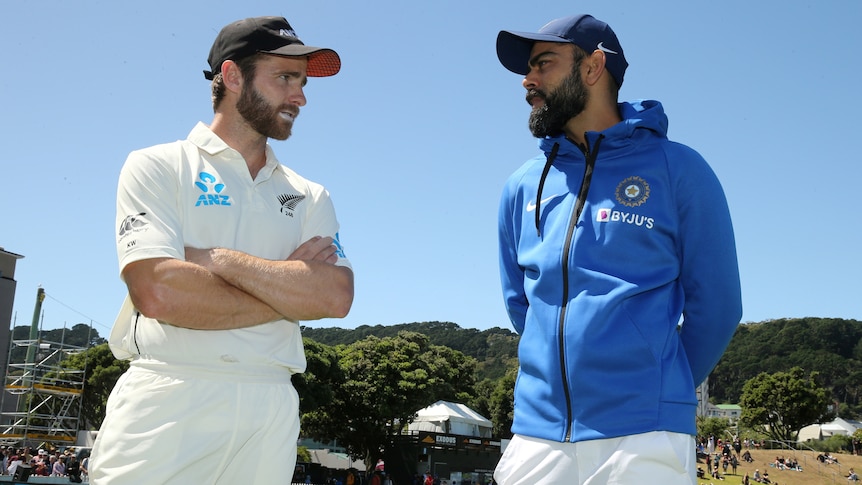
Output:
[697, 448, 862, 485]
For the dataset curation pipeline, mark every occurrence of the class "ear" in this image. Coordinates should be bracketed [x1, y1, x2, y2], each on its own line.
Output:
[220, 60, 244, 93]
[581, 50, 608, 87]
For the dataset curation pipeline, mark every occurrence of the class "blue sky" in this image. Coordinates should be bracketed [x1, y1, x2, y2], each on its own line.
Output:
[1, 0, 860, 339]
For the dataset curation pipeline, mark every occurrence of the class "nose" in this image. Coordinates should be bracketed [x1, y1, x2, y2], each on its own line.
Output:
[522, 69, 539, 91]
[289, 87, 307, 107]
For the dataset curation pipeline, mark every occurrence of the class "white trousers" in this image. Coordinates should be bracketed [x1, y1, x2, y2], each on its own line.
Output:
[494, 431, 696, 485]
[90, 364, 300, 485]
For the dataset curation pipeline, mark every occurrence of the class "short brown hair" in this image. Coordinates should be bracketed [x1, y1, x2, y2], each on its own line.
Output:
[211, 54, 262, 112]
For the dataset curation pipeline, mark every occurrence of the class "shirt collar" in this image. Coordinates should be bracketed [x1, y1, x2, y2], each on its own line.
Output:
[188, 122, 282, 178]
[188, 122, 230, 155]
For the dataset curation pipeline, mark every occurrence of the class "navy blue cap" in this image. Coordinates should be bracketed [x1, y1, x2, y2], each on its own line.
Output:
[204, 16, 340, 80]
[497, 14, 628, 87]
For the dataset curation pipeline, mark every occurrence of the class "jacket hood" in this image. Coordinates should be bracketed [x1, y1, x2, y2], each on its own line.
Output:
[538, 99, 669, 155]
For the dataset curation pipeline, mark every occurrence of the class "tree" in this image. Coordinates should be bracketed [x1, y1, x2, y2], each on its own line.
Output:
[697, 416, 732, 442]
[9, 324, 106, 364]
[301, 321, 520, 382]
[60, 343, 129, 429]
[486, 366, 516, 438]
[300, 331, 476, 472]
[709, 318, 862, 413]
[292, 338, 343, 414]
[739, 366, 831, 443]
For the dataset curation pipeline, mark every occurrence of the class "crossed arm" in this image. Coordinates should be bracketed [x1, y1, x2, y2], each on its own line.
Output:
[122, 236, 354, 330]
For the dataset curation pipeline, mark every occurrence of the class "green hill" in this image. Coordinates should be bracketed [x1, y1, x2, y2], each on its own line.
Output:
[304, 317, 862, 418]
[710, 317, 862, 417]
[301, 321, 519, 380]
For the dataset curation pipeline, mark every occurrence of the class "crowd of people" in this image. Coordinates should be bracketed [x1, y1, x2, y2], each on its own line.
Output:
[818, 452, 841, 464]
[772, 455, 802, 471]
[697, 436, 743, 481]
[696, 436, 806, 483]
[0, 445, 87, 482]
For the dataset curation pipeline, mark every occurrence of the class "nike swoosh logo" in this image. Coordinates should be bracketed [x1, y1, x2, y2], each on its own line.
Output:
[526, 194, 562, 212]
[597, 42, 618, 55]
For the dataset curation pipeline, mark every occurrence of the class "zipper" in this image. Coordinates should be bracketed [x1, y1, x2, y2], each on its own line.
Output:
[559, 134, 603, 441]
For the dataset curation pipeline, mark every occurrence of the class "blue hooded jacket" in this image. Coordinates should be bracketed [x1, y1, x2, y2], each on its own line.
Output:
[498, 100, 742, 443]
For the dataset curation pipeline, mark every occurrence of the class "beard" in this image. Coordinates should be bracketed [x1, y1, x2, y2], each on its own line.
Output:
[236, 83, 298, 141]
[527, 66, 588, 138]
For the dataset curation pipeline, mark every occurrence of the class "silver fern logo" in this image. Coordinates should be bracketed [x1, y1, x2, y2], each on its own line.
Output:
[277, 193, 305, 216]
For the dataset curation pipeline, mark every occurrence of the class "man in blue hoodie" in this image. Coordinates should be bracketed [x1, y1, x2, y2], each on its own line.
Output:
[494, 14, 742, 484]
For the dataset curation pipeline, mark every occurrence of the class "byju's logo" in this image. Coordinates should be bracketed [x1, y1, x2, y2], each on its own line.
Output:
[596, 208, 612, 222]
[194, 172, 232, 207]
[596, 207, 654, 230]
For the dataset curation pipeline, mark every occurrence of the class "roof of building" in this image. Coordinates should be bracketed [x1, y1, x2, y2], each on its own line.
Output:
[407, 400, 492, 437]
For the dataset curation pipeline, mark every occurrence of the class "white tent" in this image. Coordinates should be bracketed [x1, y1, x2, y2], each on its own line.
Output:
[798, 417, 862, 442]
[820, 417, 861, 436]
[408, 400, 493, 438]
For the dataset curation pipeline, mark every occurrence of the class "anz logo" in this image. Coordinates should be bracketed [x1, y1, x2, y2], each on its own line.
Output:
[194, 171, 232, 207]
[333, 232, 346, 258]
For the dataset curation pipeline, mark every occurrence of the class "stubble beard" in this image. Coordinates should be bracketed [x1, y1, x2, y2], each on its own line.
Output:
[236, 83, 297, 141]
[527, 66, 589, 138]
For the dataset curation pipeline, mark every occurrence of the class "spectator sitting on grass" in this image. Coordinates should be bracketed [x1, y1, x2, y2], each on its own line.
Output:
[753, 469, 763, 482]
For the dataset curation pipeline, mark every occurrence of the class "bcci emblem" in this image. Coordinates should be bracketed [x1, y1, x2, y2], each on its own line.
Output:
[615, 176, 650, 207]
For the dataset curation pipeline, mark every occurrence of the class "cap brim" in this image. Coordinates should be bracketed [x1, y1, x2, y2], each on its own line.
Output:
[496, 30, 571, 75]
[265, 45, 341, 77]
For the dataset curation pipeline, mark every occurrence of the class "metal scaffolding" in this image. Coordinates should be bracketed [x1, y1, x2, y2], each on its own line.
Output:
[1, 337, 87, 446]
[0, 288, 89, 447]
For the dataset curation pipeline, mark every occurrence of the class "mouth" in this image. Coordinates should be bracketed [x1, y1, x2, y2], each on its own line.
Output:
[526, 90, 546, 108]
[279, 106, 299, 122]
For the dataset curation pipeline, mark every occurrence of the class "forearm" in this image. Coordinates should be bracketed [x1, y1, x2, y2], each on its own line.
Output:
[680, 245, 742, 383]
[124, 258, 283, 330]
[197, 247, 354, 321]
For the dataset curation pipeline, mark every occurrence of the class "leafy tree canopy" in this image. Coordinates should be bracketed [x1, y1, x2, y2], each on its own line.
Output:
[301, 331, 477, 471]
[739, 366, 832, 442]
[8, 324, 106, 364]
[60, 343, 129, 430]
[301, 321, 518, 381]
[697, 416, 732, 442]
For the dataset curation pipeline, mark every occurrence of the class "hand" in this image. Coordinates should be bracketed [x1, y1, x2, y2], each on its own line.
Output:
[287, 236, 339, 265]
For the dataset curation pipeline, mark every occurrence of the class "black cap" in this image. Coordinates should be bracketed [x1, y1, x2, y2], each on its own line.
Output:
[204, 16, 340, 80]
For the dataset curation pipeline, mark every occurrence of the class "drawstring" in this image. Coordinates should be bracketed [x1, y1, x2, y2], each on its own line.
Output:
[535, 143, 560, 237]
[534, 136, 605, 237]
[571, 135, 604, 231]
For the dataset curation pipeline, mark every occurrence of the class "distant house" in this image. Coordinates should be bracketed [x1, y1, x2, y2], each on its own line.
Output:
[705, 403, 742, 422]
[798, 417, 862, 442]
